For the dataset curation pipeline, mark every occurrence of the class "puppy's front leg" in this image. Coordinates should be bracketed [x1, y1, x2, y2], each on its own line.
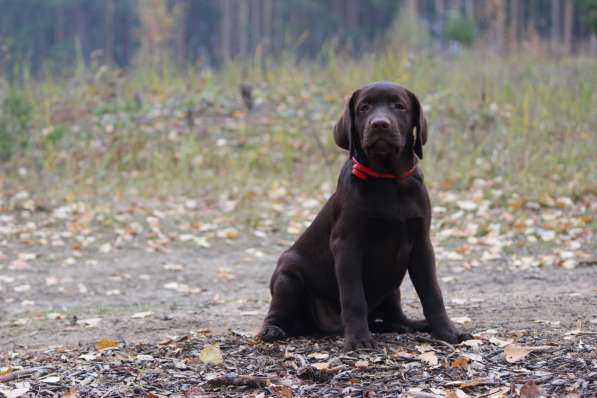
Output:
[408, 235, 471, 343]
[333, 247, 374, 351]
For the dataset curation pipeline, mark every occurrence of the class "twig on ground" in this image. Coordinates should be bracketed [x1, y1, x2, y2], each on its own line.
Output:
[207, 373, 280, 388]
[415, 336, 456, 352]
[0, 367, 47, 383]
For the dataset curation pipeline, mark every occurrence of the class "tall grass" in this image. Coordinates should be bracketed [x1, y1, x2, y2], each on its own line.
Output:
[0, 48, 595, 212]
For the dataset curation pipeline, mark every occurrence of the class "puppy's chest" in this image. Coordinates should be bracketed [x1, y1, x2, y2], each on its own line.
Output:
[352, 186, 426, 222]
[359, 219, 414, 273]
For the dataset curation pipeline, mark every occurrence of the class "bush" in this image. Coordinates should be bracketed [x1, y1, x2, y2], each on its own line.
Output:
[445, 13, 477, 47]
[0, 92, 32, 160]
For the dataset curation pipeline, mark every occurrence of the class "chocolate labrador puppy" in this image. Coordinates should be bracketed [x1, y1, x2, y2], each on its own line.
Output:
[259, 81, 471, 350]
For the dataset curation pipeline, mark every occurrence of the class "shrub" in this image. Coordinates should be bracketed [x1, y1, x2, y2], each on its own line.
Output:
[0, 92, 32, 160]
[445, 13, 477, 47]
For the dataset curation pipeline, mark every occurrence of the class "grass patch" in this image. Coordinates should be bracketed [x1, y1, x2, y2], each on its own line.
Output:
[0, 49, 595, 214]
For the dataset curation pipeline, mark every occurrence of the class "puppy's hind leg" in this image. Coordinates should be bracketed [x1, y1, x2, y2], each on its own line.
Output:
[259, 253, 311, 342]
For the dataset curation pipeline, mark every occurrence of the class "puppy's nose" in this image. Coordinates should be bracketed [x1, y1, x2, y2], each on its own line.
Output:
[371, 117, 390, 130]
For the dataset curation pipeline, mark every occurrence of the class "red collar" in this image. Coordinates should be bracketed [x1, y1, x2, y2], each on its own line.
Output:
[351, 157, 417, 181]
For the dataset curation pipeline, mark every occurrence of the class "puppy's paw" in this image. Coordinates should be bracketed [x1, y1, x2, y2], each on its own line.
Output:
[258, 325, 287, 342]
[344, 332, 376, 351]
[431, 328, 472, 344]
[402, 319, 430, 333]
[456, 332, 474, 342]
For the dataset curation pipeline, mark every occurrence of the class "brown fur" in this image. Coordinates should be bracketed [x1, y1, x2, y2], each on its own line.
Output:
[259, 81, 471, 350]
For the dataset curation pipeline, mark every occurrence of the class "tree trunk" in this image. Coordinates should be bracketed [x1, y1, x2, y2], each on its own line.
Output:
[563, 0, 573, 53]
[492, 0, 506, 53]
[220, 0, 232, 61]
[551, 0, 561, 44]
[464, 0, 474, 18]
[404, 0, 417, 19]
[508, 0, 519, 51]
[347, 0, 360, 30]
[250, 0, 261, 58]
[238, 0, 249, 59]
[104, 0, 114, 65]
[262, 0, 273, 56]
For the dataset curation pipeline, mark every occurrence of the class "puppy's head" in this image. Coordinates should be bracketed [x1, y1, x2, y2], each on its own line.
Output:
[333, 81, 427, 160]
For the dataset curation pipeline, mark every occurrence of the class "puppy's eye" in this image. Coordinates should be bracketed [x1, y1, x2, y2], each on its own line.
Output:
[358, 103, 370, 113]
[393, 102, 406, 111]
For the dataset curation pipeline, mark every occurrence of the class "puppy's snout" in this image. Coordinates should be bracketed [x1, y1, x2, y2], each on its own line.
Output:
[370, 117, 390, 130]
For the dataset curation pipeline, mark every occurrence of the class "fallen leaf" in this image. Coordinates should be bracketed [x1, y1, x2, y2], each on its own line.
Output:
[418, 351, 438, 366]
[460, 339, 483, 348]
[520, 380, 540, 398]
[46, 312, 65, 321]
[308, 352, 329, 360]
[145, 393, 168, 398]
[268, 383, 293, 398]
[459, 379, 483, 388]
[312, 362, 329, 371]
[0, 382, 30, 398]
[451, 356, 470, 368]
[504, 344, 532, 363]
[391, 350, 417, 360]
[63, 388, 79, 398]
[457, 201, 477, 211]
[452, 316, 472, 324]
[199, 343, 223, 365]
[131, 311, 153, 319]
[446, 389, 470, 398]
[95, 339, 119, 350]
[488, 336, 513, 347]
[146, 393, 168, 398]
[217, 228, 239, 239]
[354, 359, 369, 369]
[40, 376, 60, 384]
[78, 318, 101, 327]
[0, 367, 16, 376]
[79, 353, 97, 361]
[45, 277, 58, 286]
[163, 263, 184, 271]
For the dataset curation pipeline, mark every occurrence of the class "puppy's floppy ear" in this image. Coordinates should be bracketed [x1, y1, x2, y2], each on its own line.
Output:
[333, 90, 359, 152]
[407, 89, 428, 159]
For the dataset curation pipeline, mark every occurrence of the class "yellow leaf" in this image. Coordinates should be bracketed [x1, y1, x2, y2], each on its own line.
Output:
[451, 356, 470, 368]
[504, 343, 531, 363]
[578, 214, 592, 224]
[0, 367, 16, 376]
[199, 343, 223, 365]
[509, 198, 525, 210]
[459, 379, 483, 388]
[95, 339, 119, 350]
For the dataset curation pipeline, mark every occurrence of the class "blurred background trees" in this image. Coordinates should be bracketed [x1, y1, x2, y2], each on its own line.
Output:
[0, 0, 595, 77]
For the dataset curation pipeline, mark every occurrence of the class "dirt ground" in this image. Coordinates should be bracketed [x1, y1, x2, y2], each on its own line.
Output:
[1, 235, 597, 352]
[1, 210, 596, 396]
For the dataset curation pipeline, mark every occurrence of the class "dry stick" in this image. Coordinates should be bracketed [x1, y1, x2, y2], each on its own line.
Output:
[207, 373, 281, 388]
[307, 127, 334, 174]
[416, 336, 456, 353]
[0, 367, 46, 383]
